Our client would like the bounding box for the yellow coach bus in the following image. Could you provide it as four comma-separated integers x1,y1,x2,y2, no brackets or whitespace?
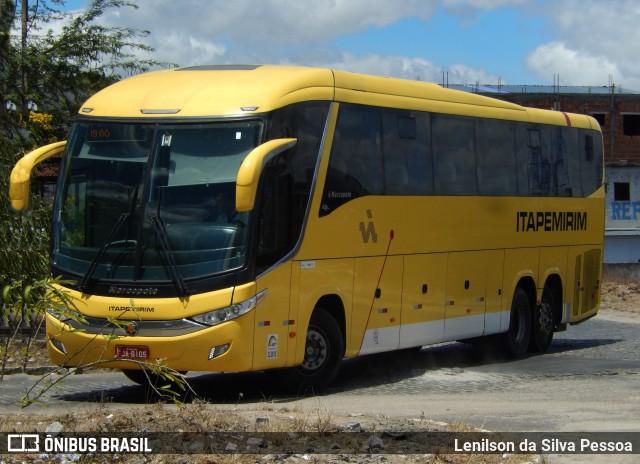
10,65,604,390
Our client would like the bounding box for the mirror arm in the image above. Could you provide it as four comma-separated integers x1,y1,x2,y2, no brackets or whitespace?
236,138,297,212
9,141,67,211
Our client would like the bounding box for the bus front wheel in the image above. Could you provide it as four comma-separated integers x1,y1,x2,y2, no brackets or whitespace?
279,308,344,393
123,368,155,386
504,287,532,357
122,368,187,393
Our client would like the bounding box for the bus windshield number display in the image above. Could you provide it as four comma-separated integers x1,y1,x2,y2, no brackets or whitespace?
88,128,112,139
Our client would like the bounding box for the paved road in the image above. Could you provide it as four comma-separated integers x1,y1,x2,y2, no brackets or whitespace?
1,311,639,437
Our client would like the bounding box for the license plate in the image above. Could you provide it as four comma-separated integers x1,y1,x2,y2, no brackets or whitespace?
115,345,149,359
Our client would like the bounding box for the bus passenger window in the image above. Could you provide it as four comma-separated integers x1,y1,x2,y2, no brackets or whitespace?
432,114,477,195
560,127,581,197
522,127,551,196
320,104,382,216
580,131,603,196
476,119,516,196
382,110,432,195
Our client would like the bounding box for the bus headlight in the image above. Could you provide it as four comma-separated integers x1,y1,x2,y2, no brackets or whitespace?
46,306,81,323
189,290,266,327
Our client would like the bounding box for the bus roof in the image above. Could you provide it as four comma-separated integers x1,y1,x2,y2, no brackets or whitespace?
79,65,598,129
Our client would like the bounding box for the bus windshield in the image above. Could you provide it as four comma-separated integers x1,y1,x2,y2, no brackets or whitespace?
52,120,262,290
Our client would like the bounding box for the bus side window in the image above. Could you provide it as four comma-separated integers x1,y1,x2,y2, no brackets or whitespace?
263,102,330,265
561,126,581,197
523,126,551,196
267,102,330,199
432,114,477,195
515,126,531,196
256,162,293,274
382,110,432,195
476,119,517,196
580,131,603,196
320,104,382,216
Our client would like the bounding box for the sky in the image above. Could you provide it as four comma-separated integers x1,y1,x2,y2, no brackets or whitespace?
60,0,640,91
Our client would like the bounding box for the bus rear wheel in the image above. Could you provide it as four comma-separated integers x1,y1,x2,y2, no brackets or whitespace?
279,308,344,393
529,286,555,353
503,287,532,357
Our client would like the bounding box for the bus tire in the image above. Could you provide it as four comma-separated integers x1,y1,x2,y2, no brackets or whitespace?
504,287,532,357
279,307,344,393
122,368,187,391
529,286,555,353
122,368,157,386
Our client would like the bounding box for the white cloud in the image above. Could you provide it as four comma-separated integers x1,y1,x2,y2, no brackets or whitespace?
323,52,439,79
444,0,525,8
100,0,507,83
148,33,227,67
311,52,500,84
44,0,640,88
526,42,620,87
95,0,640,88
106,0,436,47
526,0,640,89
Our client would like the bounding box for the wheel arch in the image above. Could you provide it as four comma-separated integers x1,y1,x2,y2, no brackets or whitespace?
542,273,563,326
516,275,537,311
313,294,346,356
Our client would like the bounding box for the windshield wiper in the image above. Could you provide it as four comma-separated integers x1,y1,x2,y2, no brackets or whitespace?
78,186,140,292
150,215,190,296
78,213,130,293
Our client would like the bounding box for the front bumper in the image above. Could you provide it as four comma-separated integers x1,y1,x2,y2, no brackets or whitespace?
45,311,256,373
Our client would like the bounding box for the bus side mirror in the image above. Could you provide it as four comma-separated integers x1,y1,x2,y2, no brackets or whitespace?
9,141,67,211
236,138,297,212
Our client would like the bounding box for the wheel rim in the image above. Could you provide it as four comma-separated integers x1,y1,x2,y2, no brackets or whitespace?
300,327,328,372
538,301,554,336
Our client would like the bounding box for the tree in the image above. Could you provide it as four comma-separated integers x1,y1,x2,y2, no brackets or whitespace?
1,0,164,144
0,1,167,379
0,0,166,297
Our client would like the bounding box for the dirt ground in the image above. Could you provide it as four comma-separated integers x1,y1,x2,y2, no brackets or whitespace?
599,281,640,315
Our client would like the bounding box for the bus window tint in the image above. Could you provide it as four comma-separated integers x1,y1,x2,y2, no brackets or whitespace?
432,114,477,195
320,104,603,212
382,110,432,195
581,131,604,196
267,101,330,230
519,126,556,196
562,127,582,197
476,119,517,195
515,126,533,196
321,105,382,215
259,102,330,271
552,127,573,196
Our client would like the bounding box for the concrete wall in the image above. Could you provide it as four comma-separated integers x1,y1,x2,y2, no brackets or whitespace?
603,263,640,282
604,166,640,263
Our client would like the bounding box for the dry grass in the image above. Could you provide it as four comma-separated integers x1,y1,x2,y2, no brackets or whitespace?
0,402,543,463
